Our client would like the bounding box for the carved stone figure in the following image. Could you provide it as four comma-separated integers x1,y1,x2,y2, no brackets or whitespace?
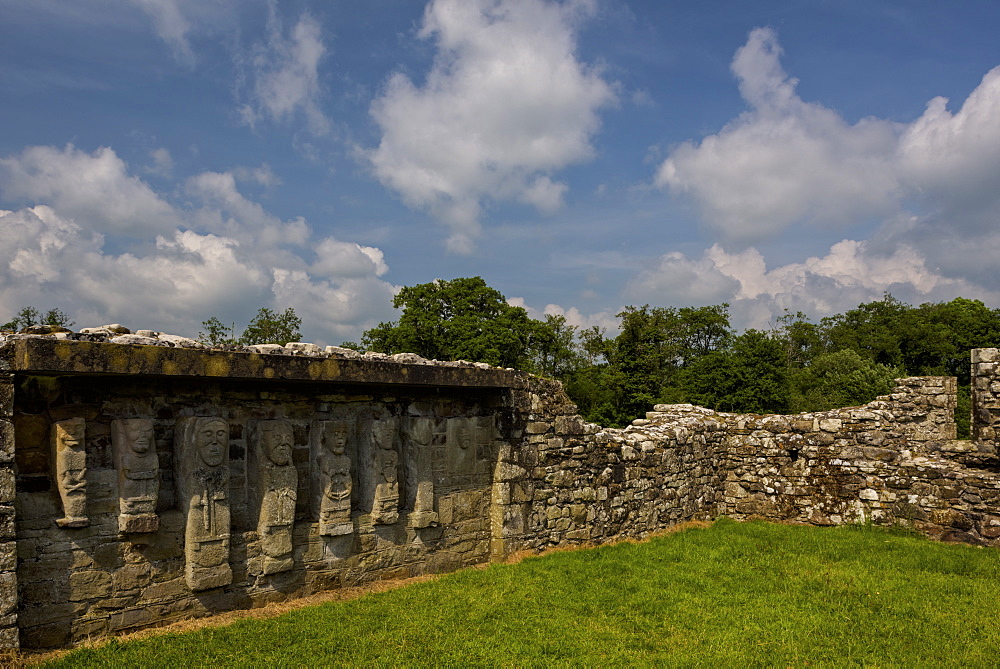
314,420,353,536
250,420,298,574
446,417,477,476
112,418,160,532
52,418,88,528
406,417,438,528
175,416,232,591
371,417,399,525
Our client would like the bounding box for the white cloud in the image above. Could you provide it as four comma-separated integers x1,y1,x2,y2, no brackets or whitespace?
239,7,329,135
898,65,1000,218
656,27,900,244
507,296,618,333
647,26,1000,329
128,0,195,63
0,146,397,344
368,0,615,252
147,148,174,177
626,241,995,331
0,145,180,236
126,0,236,64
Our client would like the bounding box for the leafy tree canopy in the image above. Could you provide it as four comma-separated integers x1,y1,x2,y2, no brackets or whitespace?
199,307,302,346
361,277,571,372
2,306,74,331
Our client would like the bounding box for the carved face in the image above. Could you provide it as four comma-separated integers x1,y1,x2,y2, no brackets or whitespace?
326,424,348,455
55,419,87,488
373,422,394,450
125,420,154,454
458,425,472,450
264,425,293,466
55,420,85,451
410,419,433,446
196,420,228,467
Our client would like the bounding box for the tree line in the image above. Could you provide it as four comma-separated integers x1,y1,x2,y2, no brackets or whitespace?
7,279,997,436
360,279,1000,437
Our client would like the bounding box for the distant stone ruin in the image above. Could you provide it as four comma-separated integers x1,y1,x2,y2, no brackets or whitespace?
1,330,998,649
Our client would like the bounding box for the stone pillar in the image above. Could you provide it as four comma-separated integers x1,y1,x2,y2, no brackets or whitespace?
0,373,18,648
175,416,232,591
248,420,297,575
111,418,160,533
370,417,399,525
972,349,1000,447
406,417,437,529
313,420,354,537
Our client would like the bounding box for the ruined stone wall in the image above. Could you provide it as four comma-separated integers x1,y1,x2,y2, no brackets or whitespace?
0,372,18,648
495,374,1000,556
8,335,1000,651
4,337,519,649
492,378,723,555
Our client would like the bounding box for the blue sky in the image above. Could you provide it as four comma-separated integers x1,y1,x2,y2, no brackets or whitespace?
2,0,1000,345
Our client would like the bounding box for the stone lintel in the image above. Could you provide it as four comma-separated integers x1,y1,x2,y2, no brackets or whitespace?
3,339,528,390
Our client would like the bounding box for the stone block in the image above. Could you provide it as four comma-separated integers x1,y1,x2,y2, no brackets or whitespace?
69,570,113,601
21,622,71,649
972,348,1000,364
554,415,587,435
494,461,527,482
0,470,12,505
525,422,550,435
0,422,12,464
0,380,10,417
0,572,14,616
113,563,153,593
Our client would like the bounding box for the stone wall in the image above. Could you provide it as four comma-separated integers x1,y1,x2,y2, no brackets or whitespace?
4,337,522,649
7,335,1000,651
493,374,999,556
0,371,18,648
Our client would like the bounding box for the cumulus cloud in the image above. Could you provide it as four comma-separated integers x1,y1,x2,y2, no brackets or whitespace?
656,28,900,244
0,145,180,236
239,7,329,135
645,27,1000,329
0,146,396,343
368,0,616,253
507,296,618,332
626,241,996,331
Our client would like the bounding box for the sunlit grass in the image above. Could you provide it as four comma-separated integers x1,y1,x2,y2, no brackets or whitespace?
46,519,1000,667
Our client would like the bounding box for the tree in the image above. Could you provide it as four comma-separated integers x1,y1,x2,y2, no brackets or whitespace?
198,307,302,347
361,277,548,370
681,330,789,414
2,306,74,331
239,307,302,346
530,314,581,378
789,349,902,412
198,317,238,346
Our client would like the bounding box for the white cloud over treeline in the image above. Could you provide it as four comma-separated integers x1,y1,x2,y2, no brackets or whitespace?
0,145,396,343
637,27,1000,327
368,0,616,253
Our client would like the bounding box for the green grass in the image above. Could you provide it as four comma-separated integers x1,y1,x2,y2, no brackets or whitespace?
46,519,1000,667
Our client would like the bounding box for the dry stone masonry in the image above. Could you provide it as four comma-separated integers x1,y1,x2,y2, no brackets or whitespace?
2,329,1000,650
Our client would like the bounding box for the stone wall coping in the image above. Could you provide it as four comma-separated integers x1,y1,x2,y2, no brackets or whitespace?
0,338,530,389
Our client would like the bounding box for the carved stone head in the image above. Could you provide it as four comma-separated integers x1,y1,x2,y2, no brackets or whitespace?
195,419,228,467
372,418,395,450
118,418,154,455
408,417,433,446
325,421,349,455
262,421,293,466
54,418,85,453
457,422,472,450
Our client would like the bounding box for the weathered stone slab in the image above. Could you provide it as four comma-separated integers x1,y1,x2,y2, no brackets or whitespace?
175,417,232,591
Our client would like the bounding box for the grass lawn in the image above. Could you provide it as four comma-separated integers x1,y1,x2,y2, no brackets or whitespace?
42,519,1000,667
